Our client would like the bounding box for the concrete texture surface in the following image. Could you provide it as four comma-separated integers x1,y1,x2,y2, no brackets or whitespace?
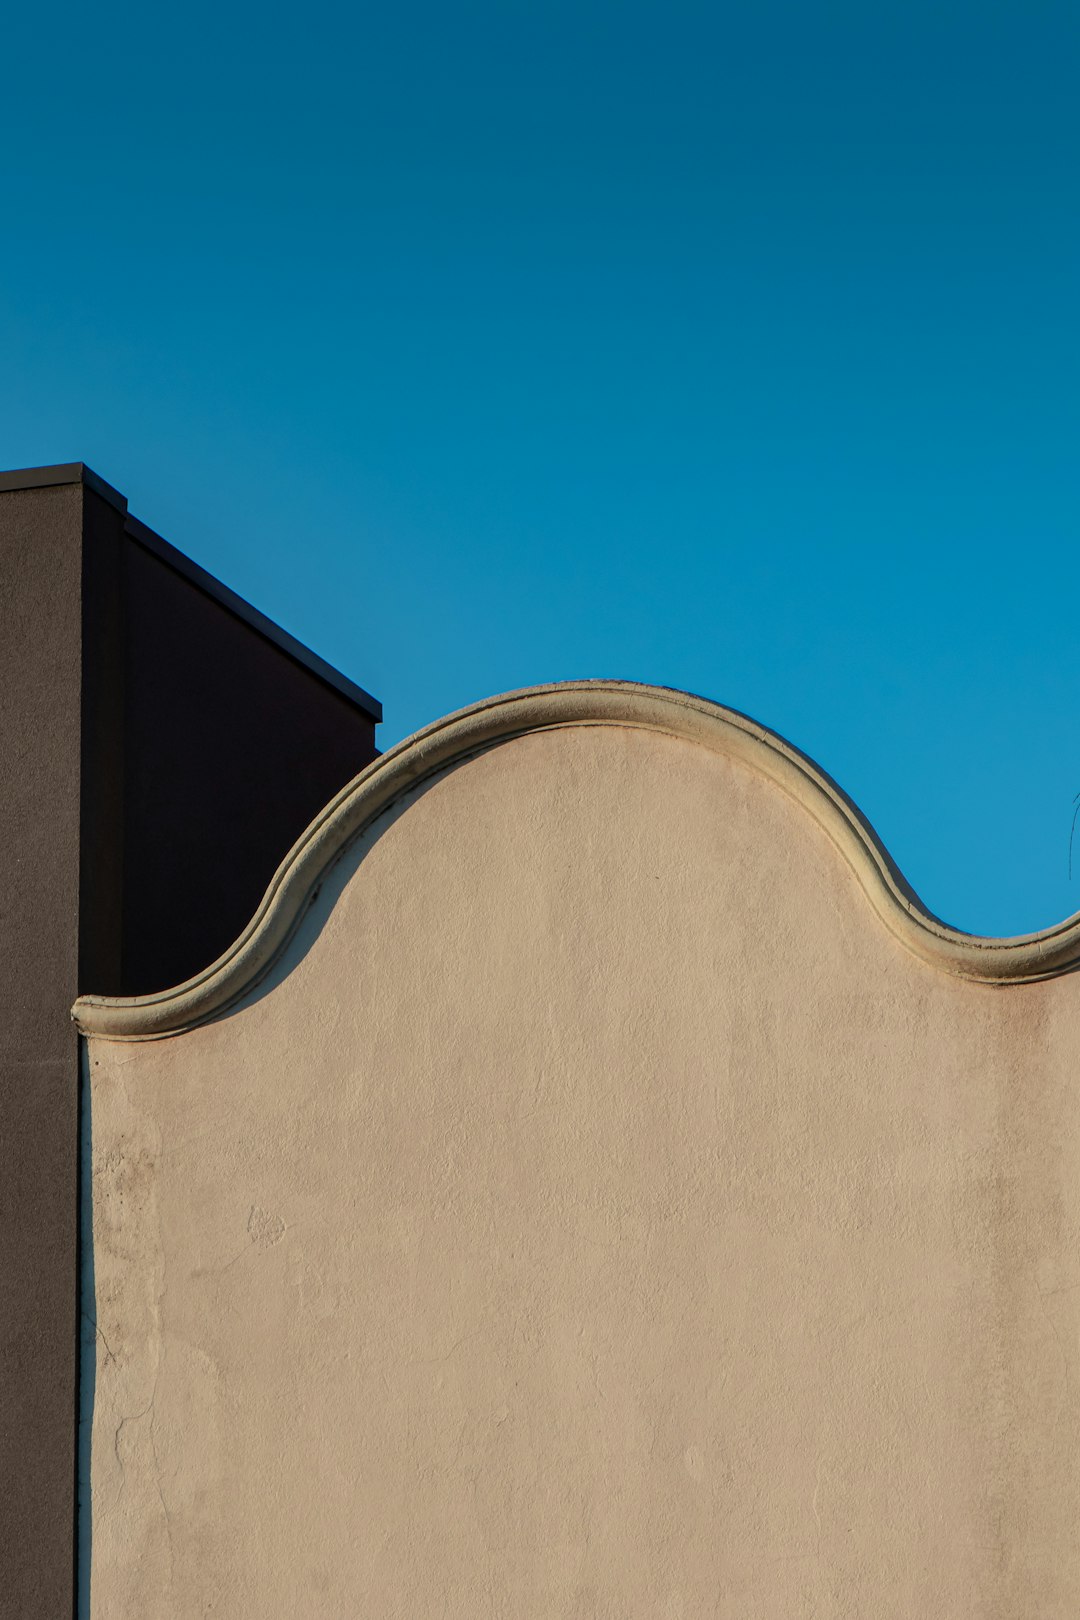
83,697,1080,1616
0,483,85,1620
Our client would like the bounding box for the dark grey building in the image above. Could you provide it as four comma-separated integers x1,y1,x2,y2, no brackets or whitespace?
0,463,381,1617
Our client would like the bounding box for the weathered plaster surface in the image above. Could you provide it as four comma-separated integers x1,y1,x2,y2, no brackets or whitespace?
84,705,1080,1615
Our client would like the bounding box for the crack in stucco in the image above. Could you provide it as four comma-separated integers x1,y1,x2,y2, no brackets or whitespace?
112,1401,153,1501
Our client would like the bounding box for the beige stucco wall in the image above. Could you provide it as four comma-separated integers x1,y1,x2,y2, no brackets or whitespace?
83,705,1080,1616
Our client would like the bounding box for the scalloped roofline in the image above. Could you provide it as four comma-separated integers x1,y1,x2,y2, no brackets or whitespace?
72,681,1080,1040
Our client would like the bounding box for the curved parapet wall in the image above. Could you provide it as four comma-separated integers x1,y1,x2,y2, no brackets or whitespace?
74,681,1080,1040
79,681,1080,1615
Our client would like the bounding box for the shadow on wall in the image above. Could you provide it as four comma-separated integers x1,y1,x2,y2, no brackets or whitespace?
77,1045,95,1617
224,761,472,1021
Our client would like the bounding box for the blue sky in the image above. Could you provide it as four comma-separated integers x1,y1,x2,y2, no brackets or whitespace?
2,2,1077,937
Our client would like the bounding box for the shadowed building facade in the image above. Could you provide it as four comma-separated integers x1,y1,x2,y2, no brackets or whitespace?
0,464,380,1618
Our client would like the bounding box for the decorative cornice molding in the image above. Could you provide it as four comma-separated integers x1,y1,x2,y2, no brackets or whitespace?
72,681,1080,1040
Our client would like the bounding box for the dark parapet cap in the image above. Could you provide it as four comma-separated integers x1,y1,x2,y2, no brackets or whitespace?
0,462,382,724
0,459,129,509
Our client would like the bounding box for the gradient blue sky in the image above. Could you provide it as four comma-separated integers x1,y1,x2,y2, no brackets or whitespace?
2,2,1077,936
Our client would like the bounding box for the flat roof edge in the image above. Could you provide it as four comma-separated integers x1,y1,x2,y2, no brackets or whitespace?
124,515,383,721
0,463,382,724
0,461,128,511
